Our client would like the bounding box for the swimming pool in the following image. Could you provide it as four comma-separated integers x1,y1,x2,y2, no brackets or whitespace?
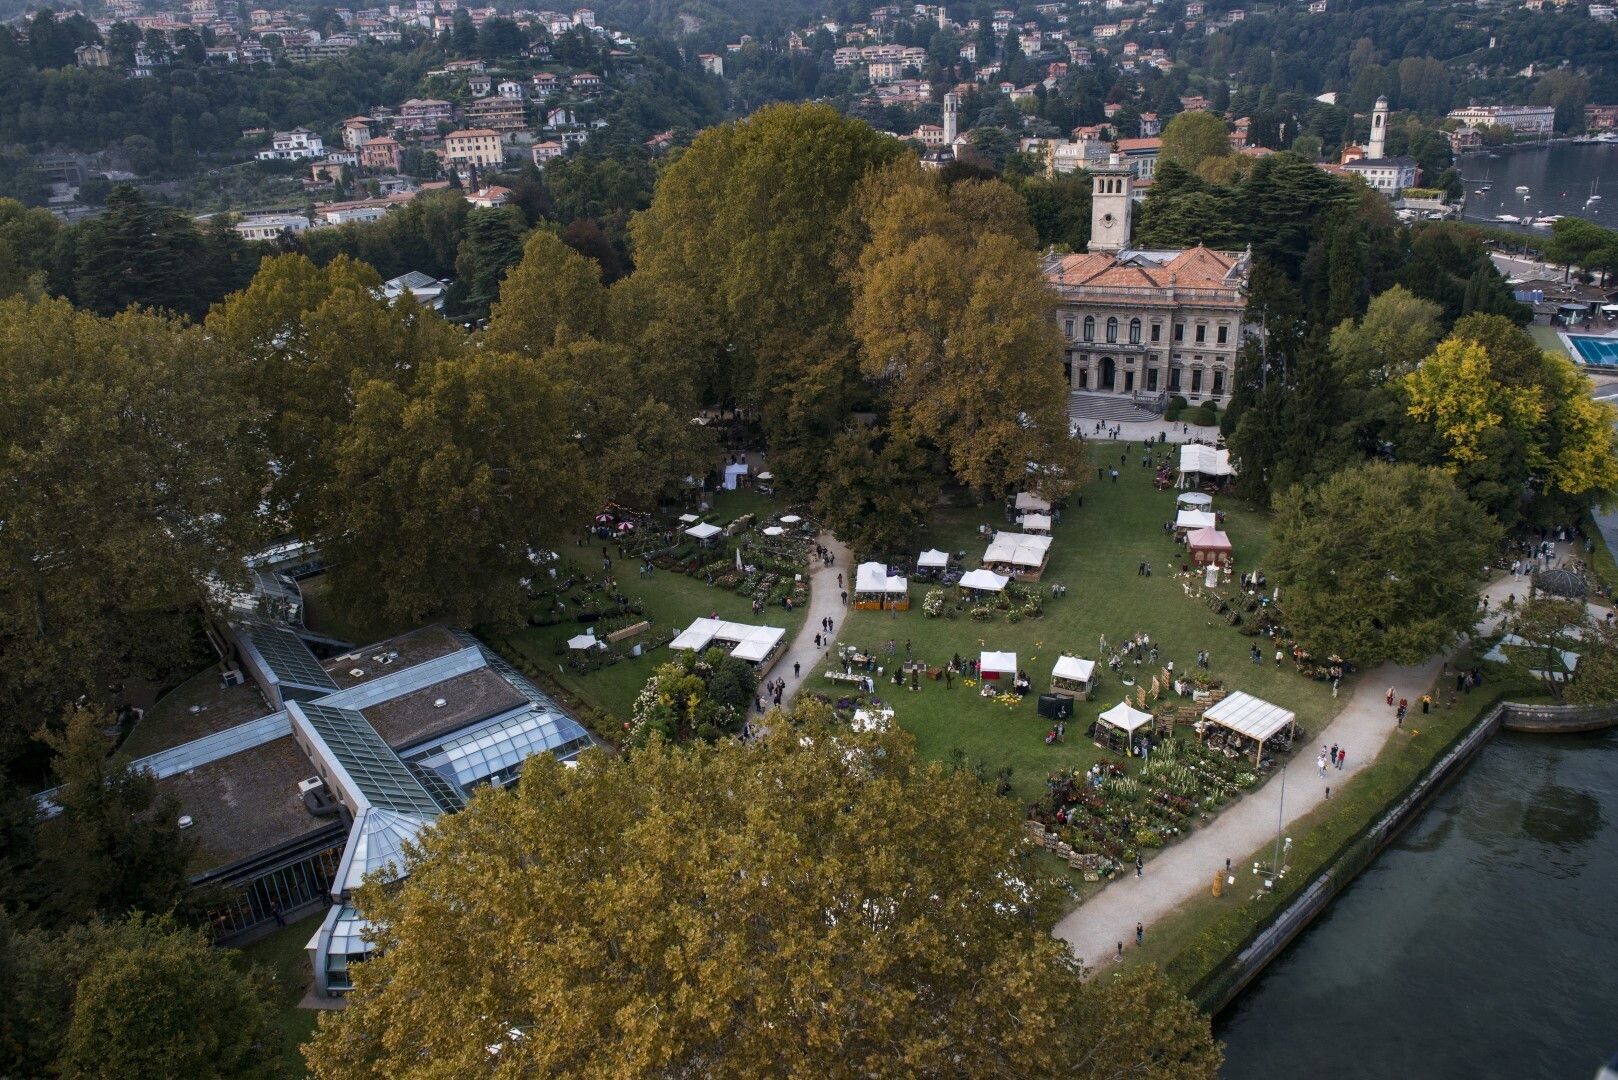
1567,334,1618,366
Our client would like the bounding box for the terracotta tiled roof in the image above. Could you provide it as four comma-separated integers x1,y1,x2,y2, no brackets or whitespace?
1044,245,1240,290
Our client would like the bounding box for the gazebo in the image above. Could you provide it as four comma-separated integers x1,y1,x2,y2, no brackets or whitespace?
1094,701,1153,755
980,651,1017,681
959,568,1009,593
1050,655,1096,700
1176,491,1213,510
854,561,910,611
917,549,950,577
1188,528,1233,568
1198,691,1296,765
684,521,722,545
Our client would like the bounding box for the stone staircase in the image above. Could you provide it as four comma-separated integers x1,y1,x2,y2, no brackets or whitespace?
1067,391,1162,425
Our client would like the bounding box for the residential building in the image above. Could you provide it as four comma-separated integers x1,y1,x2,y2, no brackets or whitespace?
530,139,565,166
359,135,401,171
462,96,527,131
442,128,505,169
570,71,603,91
257,127,326,161
1114,136,1162,180
1042,159,1250,404
341,116,374,151
396,98,457,132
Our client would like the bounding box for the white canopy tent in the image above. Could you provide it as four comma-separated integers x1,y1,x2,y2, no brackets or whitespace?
1019,512,1053,534
762,526,785,536
982,531,1054,579
723,462,749,490
780,514,802,525
1200,691,1296,764
855,562,909,595
959,568,1010,592
1051,655,1096,699
685,521,722,542
980,651,1017,680
1174,509,1218,533
1177,444,1234,488
670,617,787,668
566,633,602,651
851,706,894,732
678,513,700,524
1014,492,1051,513
917,548,950,571
1097,701,1153,735
1176,491,1213,509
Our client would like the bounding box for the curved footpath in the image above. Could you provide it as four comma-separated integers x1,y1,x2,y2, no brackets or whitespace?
1053,572,1534,970
778,533,853,706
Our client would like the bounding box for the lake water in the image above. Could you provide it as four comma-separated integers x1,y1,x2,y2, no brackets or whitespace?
1457,142,1617,229
1216,729,1618,1079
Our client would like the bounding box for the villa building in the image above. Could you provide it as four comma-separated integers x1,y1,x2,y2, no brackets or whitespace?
1042,156,1251,405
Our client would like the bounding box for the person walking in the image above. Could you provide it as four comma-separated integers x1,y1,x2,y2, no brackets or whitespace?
1136,922,1144,946
1330,743,1338,768
814,633,821,649
1386,687,1396,707
1135,854,1143,878
1332,677,1340,699
1337,748,1346,770
1396,704,1406,727
1317,752,1327,777
836,573,843,590
793,661,800,678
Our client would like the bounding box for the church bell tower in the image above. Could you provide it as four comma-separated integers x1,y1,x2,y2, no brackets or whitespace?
1087,154,1133,254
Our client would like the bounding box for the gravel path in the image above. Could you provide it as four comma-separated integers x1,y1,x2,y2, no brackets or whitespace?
773,532,853,708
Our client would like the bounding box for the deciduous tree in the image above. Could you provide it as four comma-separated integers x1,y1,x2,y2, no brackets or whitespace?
1271,461,1499,665
308,726,1219,1079
0,298,266,747
316,349,591,630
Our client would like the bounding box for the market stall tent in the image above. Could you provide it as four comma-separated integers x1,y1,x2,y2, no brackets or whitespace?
1095,701,1153,754
670,617,787,670
1188,527,1233,567
982,531,1054,580
854,561,910,611
723,462,749,490
1177,444,1234,488
1176,491,1213,510
917,549,949,571
1050,655,1096,699
1200,691,1296,764
684,521,722,543
1014,492,1051,513
762,526,785,536
1019,512,1053,535
979,651,1017,680
1174,508,1218,533
566,633,602,651
959,568,1009,593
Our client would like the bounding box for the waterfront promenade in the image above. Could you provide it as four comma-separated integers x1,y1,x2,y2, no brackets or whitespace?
1054,573,1531,970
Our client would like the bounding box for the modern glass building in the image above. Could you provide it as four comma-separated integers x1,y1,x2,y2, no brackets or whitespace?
121,616,592,996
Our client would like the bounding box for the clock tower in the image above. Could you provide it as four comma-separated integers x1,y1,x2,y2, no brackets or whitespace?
1087,154,1133,254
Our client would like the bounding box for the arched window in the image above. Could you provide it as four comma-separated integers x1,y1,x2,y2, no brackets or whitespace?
1106,316,1118,343
1082,316,1094,342
1128,318,1142,344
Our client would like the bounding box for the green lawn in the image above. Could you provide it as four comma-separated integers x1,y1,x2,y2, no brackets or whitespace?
235,913,325,1078
487,488,809,723
834,443,1340,805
